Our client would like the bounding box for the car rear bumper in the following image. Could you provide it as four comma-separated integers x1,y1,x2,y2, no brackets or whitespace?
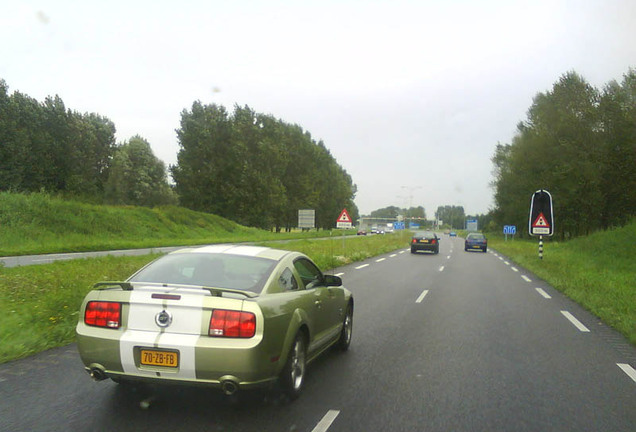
76,327,280,390
411,244,439,252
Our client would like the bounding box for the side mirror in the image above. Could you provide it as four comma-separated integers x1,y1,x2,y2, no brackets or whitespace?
324,275,343,287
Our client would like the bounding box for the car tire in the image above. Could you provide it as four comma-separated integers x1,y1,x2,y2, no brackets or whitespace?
483,247,487,253
410,248,416,254
336,304,353,351
280,332,307,400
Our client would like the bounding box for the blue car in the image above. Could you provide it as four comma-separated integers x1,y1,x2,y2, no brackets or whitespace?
464,233,487,252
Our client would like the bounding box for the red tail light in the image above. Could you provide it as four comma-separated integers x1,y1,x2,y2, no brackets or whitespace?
431,239,437,244
209,309,256,338
85,301,121,329
412,239,417,244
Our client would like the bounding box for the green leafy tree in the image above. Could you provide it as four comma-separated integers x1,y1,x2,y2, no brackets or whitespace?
105,136,177,206
171,102,358,230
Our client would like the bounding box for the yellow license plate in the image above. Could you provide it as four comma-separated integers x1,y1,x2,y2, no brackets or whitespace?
420,239,429,243
140,349,179,368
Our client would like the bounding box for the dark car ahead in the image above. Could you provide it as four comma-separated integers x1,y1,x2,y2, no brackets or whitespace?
465,232,487,252
410,231,440,254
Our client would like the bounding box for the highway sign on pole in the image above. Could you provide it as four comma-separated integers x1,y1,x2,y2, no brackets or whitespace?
298,209,315,229
503,225,516,235
529,190,554,237
336,208,352,229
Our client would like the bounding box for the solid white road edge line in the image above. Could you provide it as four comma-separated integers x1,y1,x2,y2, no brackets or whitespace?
617,363,636,383
355,264,369,270
535,288,552,299
521,275,532,282
311,410,340,432
416,290,429,303
561,311,590,332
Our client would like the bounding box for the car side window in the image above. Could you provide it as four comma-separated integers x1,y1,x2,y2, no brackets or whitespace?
293,258,323,289
279,267,298,291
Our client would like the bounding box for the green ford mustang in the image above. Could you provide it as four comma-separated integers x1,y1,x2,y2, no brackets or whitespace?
76,245,353,399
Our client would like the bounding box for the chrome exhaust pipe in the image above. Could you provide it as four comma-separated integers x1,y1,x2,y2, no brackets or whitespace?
221,380,238,396
88,367,107,381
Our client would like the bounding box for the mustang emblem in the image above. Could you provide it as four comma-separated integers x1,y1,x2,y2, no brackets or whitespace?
155,310,173,328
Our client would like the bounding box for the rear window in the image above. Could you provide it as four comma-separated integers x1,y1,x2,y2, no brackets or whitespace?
414,231,436,239
129,253,277,292
468,233,485,240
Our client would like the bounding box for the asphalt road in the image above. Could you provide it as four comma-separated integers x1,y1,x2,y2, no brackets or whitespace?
1,236,635,431
0,246,183,267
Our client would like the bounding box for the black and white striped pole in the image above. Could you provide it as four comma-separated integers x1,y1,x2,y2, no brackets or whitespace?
539,235,543,259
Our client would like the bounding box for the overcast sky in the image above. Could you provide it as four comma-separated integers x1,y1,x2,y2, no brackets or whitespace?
2,0,634,217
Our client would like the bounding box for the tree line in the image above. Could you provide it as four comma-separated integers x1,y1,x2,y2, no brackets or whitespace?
0,79,358,230
491,69,636,239
170,102,358,230
0,80,175,207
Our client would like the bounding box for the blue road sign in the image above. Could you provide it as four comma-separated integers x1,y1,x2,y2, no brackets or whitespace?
503,225,517,235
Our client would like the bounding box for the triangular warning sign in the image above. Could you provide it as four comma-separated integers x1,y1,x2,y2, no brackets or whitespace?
337,209,351,223
532,212,550,228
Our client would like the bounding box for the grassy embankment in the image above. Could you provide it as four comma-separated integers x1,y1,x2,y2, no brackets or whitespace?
0,192,348,256
488,221,635,346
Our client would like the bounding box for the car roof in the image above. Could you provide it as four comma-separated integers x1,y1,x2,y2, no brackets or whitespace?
169,244,292,261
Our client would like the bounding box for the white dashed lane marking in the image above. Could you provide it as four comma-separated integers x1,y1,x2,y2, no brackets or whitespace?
439,266,445,272
617,364,636,383
311,410,340,432
375,258,386,263
355,264,369,270
521,275,532,282
416,290,429,303
561,311,590,332
535,288,551,299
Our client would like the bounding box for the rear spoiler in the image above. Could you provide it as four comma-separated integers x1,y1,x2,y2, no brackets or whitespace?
203,286,258,298
92,281,257,298
94,281,133,290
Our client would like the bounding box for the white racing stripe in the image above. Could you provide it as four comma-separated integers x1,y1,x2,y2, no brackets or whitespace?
311,410,340,432
561,311,590,332
120,290,204,379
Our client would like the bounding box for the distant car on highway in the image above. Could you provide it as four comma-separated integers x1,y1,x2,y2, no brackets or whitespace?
449,231,457,237
76,245,353,399
410,231,440,254
465,232,488,252
357,229,367,235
